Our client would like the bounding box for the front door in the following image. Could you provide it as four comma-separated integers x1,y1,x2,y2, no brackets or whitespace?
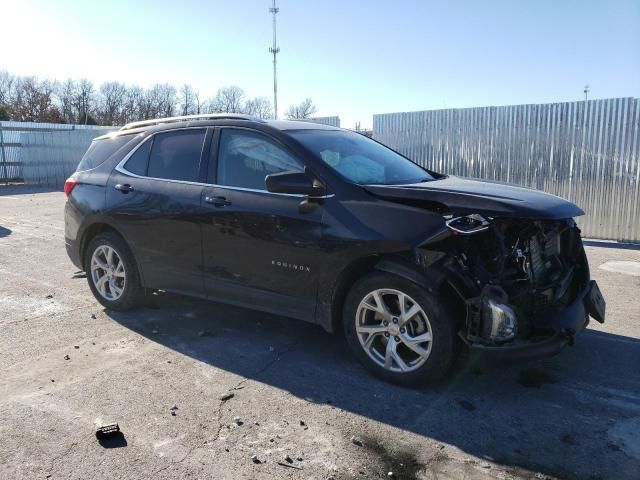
201,128,325,321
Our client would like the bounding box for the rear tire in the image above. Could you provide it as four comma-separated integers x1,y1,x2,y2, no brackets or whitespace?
343,271,459,386
85,231,143,311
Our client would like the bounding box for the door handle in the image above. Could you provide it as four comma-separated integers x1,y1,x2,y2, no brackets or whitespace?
204,195,231,207
114,183,134,193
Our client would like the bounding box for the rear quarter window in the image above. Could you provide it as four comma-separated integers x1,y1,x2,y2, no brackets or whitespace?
76,134,133,172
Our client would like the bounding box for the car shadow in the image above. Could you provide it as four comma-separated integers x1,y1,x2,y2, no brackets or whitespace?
106,292,640,480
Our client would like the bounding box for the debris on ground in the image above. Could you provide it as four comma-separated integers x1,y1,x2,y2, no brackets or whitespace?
95,423,127,448
151,330,159,334
251,454,261,464
64,355,70,360
351,436,364,447
285,455,293,463
45,294,53,299
95,423,120,440
233,416,244,426
220,392,234,401
277,461,303,470
91,314,96,319
388,472,396,478
74,345,79,349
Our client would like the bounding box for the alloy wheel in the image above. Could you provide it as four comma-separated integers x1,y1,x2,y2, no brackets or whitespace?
355,288,433,372
90,245,126,301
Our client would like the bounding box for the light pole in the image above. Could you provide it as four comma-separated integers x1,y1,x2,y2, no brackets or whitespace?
584,84,590,102
269,0,280,119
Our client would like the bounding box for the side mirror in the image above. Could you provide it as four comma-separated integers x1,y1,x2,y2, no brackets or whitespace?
265,171,325,197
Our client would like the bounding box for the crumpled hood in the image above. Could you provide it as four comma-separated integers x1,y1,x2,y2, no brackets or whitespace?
363,176,584,220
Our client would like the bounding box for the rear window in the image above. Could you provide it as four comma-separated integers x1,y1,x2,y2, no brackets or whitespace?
147,129,206,182
76,134,132,172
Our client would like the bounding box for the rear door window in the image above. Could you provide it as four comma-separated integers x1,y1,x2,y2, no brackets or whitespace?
147,129,206,182
76,134,133,171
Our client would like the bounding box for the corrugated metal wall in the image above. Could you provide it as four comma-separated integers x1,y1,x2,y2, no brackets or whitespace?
0,121,113,183
21,130,114,189
308,116,341,127
373,98,640,243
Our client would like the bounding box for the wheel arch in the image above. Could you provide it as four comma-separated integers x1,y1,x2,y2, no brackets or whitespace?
80,223,145,286
320,252,466,332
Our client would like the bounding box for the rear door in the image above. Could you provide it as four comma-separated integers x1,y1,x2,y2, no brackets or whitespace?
200,127,325,321
105,128,212,294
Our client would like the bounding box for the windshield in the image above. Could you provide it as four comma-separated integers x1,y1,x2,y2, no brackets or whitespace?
289,129,434,185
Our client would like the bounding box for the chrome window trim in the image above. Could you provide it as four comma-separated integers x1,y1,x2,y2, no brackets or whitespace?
115,128,334,199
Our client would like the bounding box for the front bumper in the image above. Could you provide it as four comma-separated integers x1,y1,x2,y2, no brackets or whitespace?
469,280,605,362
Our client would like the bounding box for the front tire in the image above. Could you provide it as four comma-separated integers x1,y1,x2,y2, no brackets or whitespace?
343,272,459,386
85,231,142,311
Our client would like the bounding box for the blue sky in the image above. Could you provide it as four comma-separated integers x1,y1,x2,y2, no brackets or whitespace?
2,0,639,128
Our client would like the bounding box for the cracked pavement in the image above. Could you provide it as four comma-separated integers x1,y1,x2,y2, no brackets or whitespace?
1,187,639,479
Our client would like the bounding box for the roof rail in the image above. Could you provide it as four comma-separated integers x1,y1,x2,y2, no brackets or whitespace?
119,113,262,131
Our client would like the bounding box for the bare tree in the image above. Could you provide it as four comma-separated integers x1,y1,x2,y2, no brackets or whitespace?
285,98,317,119
144,83,177,119
122,85,144,123
73,79,96,124
157,83,177,118
193,90,203,114
55,79,77,123
0,69,286,125
210,86,245,113
243,96,274,119
178,84,197,116
11,77,61,122
99,81,127,125
0,70,15,106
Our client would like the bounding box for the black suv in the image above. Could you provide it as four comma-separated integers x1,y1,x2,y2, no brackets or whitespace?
64,114,605,386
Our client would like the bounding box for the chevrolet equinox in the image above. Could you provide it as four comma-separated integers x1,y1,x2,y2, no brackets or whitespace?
64,114,606,386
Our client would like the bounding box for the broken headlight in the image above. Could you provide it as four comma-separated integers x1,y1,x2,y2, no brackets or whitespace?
482,299,518,342
445,214,490,234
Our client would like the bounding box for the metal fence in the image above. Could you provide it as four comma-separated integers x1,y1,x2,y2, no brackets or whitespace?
20,129,114,189
308,116,340,127
373,98,640,243
0,121,113,184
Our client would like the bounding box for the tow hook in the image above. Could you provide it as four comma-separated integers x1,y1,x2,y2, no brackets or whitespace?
561,328,576,346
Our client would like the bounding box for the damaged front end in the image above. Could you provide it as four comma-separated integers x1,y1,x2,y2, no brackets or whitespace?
423,215,606,360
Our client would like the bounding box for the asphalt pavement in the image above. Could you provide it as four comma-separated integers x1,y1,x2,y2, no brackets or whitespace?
1,186,639,480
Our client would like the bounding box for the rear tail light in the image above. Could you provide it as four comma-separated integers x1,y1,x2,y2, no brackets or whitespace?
64,176,78,197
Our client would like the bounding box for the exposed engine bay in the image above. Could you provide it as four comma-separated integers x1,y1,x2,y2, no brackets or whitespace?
428,216,594,347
